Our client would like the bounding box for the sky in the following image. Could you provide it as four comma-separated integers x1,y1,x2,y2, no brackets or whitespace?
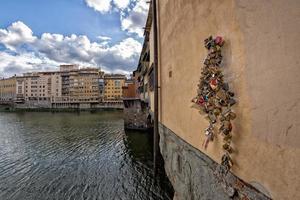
0,0,149,77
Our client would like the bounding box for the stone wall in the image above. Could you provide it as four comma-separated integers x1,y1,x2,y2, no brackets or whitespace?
123,99,151,130
159,123,271,200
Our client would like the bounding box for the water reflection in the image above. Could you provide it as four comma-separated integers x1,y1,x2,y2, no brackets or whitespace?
0,111,173,200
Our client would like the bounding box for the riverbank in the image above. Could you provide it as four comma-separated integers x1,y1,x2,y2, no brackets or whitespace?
0,105,123,113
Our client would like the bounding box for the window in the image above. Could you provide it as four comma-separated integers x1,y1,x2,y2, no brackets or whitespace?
148,66,154,91
115,80,121,87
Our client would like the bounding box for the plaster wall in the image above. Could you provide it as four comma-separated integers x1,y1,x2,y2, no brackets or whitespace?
157,0,300,199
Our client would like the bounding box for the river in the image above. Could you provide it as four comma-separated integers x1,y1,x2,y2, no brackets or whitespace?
0,111,173,200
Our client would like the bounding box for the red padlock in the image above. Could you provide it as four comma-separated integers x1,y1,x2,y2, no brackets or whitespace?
215,36,224,46
197,96,205,106
209,79,218,90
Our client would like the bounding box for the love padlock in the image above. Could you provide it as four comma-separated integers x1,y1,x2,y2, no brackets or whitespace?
209,78,218,90
215,36,225,46
193,36,236,172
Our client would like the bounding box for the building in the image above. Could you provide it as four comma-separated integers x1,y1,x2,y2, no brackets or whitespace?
135,1,300,200
59,64,79,72
48,72,62,102
52,66,103,108
98,71,105,102
135,3,154,111
0,65,107,109
15,76,25,103
104,74,126,102
68,68,100,103
0,77,17,102
122,79,137,99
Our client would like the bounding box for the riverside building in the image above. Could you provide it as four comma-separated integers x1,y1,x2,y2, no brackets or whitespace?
104,74,126,103
0,65,121,109
0,76,17,102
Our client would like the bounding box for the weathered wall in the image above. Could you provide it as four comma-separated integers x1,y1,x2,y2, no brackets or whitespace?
157,0,300,199
122,83,137,98
123,100,149,130
159,123,271,200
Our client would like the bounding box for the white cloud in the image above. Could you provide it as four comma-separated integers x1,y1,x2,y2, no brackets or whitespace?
110,37,141,59
97,35,112,41
0,21,142,78
0,21,36,51
85,0,112,13
85,0,131,13
0,51,60,78
83,0,149,37
121,0,149,37
113,0,130,10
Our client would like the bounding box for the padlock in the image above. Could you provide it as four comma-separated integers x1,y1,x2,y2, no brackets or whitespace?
222,83,229,91
223,134,232,142
210,46,217,53
197,96,205,106
209,78,218,90
222,143,233,153
229,112,236,120
210,58,216,65
219,114,226,122
220,127,230,135
207,104,215,112
223,120,232,131
221,153,233,172
213,107,221,116
227,91,235,97
219,99,227,106
222,107,231,116
204,95,209,102
204,59,210,65
204,36,213,49
208,112,217,123
213,98,222,108
215,36,225,46
210,52,216,58
216,89,227,101
216,59,222,66
203,131,214,150
220,121,232,135
228,98,236,106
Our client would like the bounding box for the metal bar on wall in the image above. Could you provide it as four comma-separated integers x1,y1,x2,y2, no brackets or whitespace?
152,0,159,176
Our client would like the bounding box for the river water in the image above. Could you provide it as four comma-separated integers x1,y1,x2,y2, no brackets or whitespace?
0,111,173,200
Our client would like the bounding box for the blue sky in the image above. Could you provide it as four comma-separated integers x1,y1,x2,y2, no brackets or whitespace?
0,0,148,77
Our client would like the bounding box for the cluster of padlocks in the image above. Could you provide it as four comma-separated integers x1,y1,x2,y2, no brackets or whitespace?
192,36,236,172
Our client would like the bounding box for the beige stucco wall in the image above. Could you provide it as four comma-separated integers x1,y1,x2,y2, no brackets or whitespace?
157,0,300,199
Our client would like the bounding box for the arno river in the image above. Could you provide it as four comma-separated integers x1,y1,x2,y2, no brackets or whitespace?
0,111,173,200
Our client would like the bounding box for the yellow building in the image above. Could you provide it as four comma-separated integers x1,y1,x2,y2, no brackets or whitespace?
52,66,103,105
135,1,300,200
0,77,17,102
68,68,100,103
104,74,126,102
